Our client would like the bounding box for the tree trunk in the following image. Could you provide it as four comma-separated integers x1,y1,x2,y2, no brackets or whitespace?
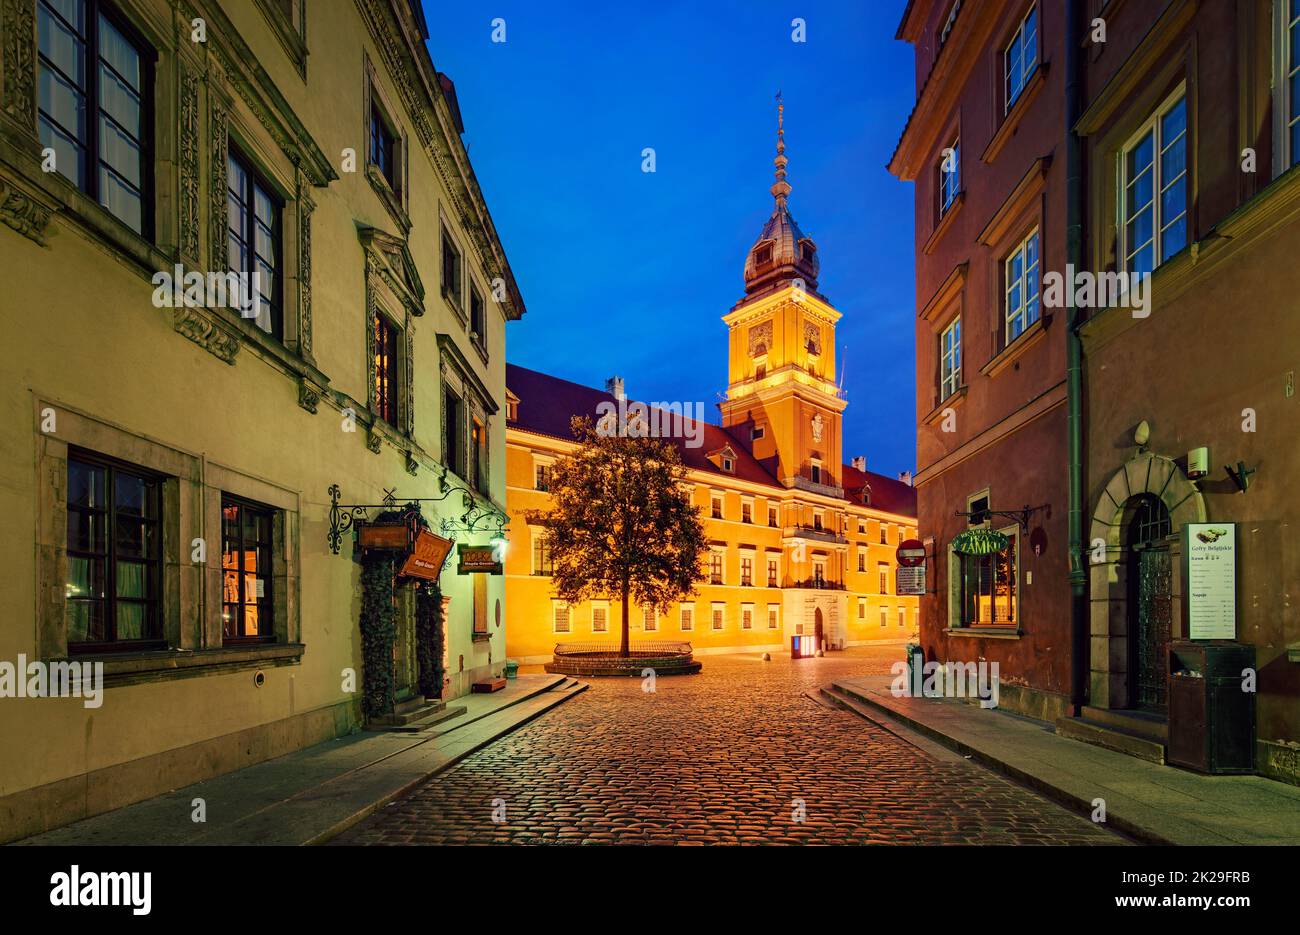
620,576,630,658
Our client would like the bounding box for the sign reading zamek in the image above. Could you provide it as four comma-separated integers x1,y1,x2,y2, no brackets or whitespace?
1185,522,1236,640
457,543,503,575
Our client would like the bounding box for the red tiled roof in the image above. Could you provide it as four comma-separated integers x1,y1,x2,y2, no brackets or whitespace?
506,363,916,519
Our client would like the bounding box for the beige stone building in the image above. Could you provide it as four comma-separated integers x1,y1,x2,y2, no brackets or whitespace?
0,0,523,840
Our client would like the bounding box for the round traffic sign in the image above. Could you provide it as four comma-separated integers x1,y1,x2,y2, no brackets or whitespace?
896,538,926,568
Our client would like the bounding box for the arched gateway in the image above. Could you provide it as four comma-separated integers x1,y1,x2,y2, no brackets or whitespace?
1087,453,1205,712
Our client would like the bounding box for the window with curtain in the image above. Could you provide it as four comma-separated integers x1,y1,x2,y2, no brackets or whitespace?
1004,229,1040,342
372,310,399,425
38,0,152,234
1122,92,1188,274
938,137,960,216
221,496,275,642
65,452,162,648
228,147,281,337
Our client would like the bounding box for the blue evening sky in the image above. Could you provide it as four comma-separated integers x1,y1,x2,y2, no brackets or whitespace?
421,1,917,477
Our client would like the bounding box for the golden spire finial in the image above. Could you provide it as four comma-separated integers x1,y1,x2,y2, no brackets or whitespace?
772,91,791,208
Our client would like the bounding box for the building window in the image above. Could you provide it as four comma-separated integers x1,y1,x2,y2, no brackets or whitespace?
810,462,822,485
711,494,723,519
1004,229,1040,343
938,137,960,217
858,519,866,534
740,556,753,586
227,148,282,338
880,607,888,628
65,452,162,649
741,500,753,524
372,311,399,426
755,243,773,265
591,603,608,633
470,417,487,493
469,284,486,350
1121,91,1188,274
880,524,889,545
222,496,275,642
741,604,754,630
680,604,694,631
534,462,551,491
858,597,866,619
38,0,153,235
369,102,399,194
1004,5,1038,112
711,604,725,630
722,457,734,472
768,505,778,527
878,563,889,594
767,605,779,629
899,607,907,628
940,315,961,400
532,531,553,576
813,558,826,587
552,602,570,634
957,533,1018,627
767,558,778,587
443,387,463,476
643,607,657,632
441,226,462,307
1280,1,1300,169
813,510,824,531
939,0,961,46
857,548,866,572
752,425,765,440
709,550,724,585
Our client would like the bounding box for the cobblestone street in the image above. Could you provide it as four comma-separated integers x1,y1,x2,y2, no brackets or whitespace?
333,645,1126,845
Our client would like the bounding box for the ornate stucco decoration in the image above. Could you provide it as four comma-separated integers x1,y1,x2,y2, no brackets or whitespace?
803,321,822,356
178,66,201,264
0,171,54,244
748,320,773,357
1,0,37,132
173,307,239,364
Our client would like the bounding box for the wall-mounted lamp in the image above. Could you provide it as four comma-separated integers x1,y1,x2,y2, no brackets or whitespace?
1187,447,1209,480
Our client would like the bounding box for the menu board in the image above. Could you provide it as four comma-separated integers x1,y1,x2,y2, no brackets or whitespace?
1185,523,1236,640
896,564,926,596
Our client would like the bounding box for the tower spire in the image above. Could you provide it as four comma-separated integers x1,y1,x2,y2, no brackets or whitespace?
771,91,791,208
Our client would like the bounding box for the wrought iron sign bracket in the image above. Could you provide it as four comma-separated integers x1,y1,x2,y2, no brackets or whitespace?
328,484,508,555
953,503,1051,530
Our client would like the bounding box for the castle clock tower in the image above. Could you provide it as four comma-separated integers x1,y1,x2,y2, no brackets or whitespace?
720,98,847,497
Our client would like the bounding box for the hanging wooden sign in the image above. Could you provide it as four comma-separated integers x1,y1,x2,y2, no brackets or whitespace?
457,543,502,575
400,530,454,581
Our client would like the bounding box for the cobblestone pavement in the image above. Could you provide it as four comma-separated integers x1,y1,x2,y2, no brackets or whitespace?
333,645,1126,845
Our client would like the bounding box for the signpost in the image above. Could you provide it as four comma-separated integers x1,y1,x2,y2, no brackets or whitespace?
896,538,927,596
1184,523,1236,640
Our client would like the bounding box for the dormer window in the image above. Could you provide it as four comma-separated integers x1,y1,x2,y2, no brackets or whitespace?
722,457,734,472
801,242,815,261
755,243,773,266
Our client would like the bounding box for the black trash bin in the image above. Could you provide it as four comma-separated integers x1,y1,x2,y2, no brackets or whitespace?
1167,641,1255,774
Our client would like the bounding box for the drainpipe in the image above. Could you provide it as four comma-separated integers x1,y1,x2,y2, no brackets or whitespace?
1065,0,1088,716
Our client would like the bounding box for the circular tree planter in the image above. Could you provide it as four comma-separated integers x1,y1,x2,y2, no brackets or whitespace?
546,641,702,677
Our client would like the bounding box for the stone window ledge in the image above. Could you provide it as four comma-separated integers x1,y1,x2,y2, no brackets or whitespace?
64,643,305,688
945,627,1022,640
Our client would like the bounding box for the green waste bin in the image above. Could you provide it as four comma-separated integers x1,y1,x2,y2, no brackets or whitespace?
905,643,923,694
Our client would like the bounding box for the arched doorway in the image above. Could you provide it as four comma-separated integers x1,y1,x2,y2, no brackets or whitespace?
814,607,824,652
1123,495,1172,711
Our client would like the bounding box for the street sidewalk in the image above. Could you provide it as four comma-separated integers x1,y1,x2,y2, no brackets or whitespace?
16,674,585,846
825,676,1300,846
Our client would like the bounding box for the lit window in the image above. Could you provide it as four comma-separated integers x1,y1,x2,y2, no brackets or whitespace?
879,563,889,594
680,604,694,631
741,604,753,630
221,496,275,643
532,531,553,576
372,311,399,426
591,603,608,633
38,0,152,234
740,556,753,586
940,316,962,399
767,559,778,587
643,607,657,632
1122,92,1188,274
552,602,570,633
709,550,724,585
958,534,1018,627
1004,229,1040,343
711,604,725,630
1004,6,1038,112
534,463,551,491
857,548,866,572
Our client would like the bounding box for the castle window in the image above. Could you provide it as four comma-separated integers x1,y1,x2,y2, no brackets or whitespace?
755,243,773,265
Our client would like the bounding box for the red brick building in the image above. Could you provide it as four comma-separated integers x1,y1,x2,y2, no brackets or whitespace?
889,0,1074,719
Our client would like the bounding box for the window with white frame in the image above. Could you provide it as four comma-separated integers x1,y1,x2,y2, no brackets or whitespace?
552,601,570,634
531,529,553,576
643,607,657,632
711,603,725,630
1279,0,1300,170
767,604,779,629
1121,89,1188,274
711,492,723,519
591,602,608,633
534,461,551,491
939,137,960,216
766,557,778,587
1004,228,1040,342
680,603,694,631
741,498,753,524
812,557,826,586
880,607,888,628
740,554,753,586
878,562,889,594
1004,5,1038,112
940,315,962,399
709,548,725,585
741,603,754,630
857,546,866,572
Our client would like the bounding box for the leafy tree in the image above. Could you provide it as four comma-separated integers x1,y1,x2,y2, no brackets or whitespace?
526,416,707,656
